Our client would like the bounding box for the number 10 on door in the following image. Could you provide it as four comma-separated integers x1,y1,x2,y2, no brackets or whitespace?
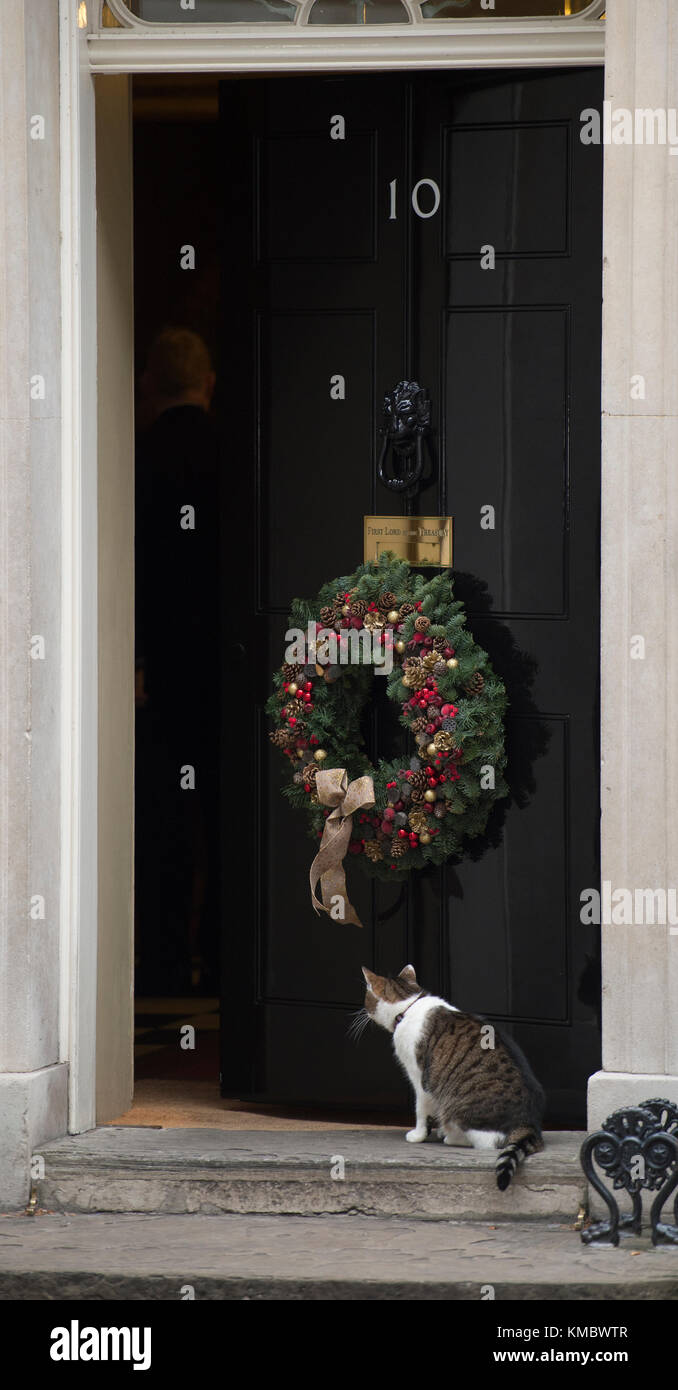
389,178,441,221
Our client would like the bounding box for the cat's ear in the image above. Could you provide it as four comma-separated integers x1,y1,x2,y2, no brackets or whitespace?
399,964,418,983
362,966,380,992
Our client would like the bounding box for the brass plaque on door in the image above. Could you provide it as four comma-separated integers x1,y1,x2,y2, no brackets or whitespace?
363,516,453,568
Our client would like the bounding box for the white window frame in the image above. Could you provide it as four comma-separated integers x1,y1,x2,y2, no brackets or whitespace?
92,0,605,72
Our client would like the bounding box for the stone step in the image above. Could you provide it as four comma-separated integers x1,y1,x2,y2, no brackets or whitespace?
1,1210,676,1301
35,1127,586,1222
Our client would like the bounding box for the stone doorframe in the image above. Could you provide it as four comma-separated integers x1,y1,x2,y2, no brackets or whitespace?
5,0,678,1208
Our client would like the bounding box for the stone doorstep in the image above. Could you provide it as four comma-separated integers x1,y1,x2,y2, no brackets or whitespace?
35,1127,586,1221
0,1212,677,1302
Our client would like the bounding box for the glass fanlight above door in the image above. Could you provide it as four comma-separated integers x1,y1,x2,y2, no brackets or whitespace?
307,1,410,20
421,1,595,15
116,0,604,21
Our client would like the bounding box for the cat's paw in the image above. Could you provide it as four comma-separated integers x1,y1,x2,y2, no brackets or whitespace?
406,1127,428,1143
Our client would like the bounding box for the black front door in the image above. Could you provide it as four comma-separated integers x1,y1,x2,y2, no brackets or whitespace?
221,68,603,1126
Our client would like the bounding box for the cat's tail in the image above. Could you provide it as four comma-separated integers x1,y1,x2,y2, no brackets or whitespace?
496,1126,543,1191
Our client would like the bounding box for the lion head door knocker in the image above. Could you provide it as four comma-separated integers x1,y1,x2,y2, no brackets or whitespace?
377,380,432,499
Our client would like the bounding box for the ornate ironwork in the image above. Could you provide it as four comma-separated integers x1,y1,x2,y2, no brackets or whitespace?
377,380,432,499
580,1097,678,1247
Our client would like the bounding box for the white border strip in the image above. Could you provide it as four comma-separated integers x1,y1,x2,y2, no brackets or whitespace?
88,20,605,72
59,0,98,1134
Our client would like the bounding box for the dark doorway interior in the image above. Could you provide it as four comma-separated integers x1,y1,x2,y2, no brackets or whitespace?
132,78,223,1088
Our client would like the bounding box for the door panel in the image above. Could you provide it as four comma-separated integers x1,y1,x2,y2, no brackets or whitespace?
443,124,570,257
260,310,376,607
444,305,569,614
221,69,602,1125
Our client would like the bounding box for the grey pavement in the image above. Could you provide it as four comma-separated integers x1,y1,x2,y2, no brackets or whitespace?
0,1210,676,1301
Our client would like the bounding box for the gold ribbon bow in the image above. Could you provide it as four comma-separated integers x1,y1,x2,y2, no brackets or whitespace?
309,768,375,928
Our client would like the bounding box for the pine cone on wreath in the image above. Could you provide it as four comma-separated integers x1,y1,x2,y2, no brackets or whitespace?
378,590,398,611
409,770,427,790
351,598,368,619
410,716,429,733
301,763,319,784
464,671,485,696
398,602,415,618
364,840,383,863
414,615,431,634
431,637,447,652
285,698,306,720
433,661,447,677
408,808,429,834
319,605,337,626
390,837,408,859
410,788,426,805
282,663,303,682
403,663,426,690
364,610,385,630
434,731,454,752
270,728,293,748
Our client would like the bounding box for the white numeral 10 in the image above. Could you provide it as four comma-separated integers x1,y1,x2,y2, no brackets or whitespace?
388,177,441,221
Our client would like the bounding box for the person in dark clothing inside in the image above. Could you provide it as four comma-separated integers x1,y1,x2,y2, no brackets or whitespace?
135,328,221,996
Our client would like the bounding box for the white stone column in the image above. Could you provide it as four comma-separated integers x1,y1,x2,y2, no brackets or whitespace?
0,0,68,1207
589,0,678,1127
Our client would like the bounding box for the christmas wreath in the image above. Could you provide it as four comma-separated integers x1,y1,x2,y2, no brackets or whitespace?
268,556,508,916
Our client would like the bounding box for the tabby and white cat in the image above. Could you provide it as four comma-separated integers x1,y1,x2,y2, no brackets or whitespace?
361,964,545,1190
